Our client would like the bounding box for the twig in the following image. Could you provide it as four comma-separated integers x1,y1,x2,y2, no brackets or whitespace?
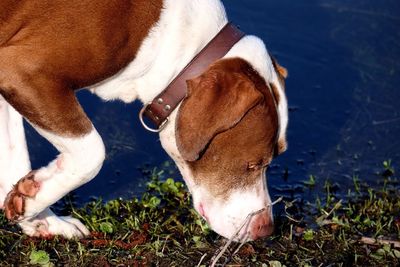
196,253,207,267
0,229,22,236
218,233,251,267
210,215,252,267
284,199,302,223
284,213,302,223
210,197,283,267
360,236,400,248
232,233,250,256
316,200,342,225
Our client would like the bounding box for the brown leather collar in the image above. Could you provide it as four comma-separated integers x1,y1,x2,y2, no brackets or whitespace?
139,23,245,132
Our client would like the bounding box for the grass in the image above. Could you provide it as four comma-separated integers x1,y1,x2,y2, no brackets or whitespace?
0,162,399,266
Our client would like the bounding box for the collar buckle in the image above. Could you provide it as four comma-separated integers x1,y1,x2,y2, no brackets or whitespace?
139,103,169,132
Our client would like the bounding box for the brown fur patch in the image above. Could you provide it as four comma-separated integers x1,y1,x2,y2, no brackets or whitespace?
4,170,39,221
176,58,279,197
176,60,264,162
0,0,163,136
275,138,287,156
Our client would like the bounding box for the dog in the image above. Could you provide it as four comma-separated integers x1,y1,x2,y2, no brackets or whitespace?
0,0,288,241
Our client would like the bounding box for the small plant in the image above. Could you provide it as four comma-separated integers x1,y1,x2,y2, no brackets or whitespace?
383,160,395,177
303,175,316,187
303,229,314,241
99,222,114,234
370,244,400,260
29,250,53,267
353,175,361,194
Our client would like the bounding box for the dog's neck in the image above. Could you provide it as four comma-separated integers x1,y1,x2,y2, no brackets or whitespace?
134,0,228,103
91,0,228,103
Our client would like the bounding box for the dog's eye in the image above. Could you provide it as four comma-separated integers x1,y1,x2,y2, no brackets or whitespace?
247,161,261,171
246,159,270,171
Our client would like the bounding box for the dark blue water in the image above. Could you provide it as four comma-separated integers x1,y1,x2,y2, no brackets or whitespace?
26,0,400,203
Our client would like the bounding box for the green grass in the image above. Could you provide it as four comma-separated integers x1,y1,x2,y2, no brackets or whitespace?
0,163,399,266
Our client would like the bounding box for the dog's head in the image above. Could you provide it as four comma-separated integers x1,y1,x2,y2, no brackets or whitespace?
161,55,288,241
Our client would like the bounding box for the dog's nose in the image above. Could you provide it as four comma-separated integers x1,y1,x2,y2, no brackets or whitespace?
249,210,274,240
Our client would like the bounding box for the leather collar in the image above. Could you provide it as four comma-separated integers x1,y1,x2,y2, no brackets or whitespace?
139,23,245,132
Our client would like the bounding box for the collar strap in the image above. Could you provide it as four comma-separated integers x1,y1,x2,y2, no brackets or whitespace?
139,23,245,132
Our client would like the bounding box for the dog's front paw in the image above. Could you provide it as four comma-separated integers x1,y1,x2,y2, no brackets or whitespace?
19,208,90,239
4,171,40,221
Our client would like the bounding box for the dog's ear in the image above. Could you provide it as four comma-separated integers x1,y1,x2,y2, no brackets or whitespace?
176,58,263,162
270,56,288,81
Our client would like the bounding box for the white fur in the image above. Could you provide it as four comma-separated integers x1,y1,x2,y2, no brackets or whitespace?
19,208,90,238
18,127,104,238
0,96,93,237
22,126,105,219
225,36,289,146
90,0,227,103
159,108,197,191
196,174,272,240
0,95,31,208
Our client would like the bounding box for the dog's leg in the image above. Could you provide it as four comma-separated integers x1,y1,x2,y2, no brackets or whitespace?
5,125,106,221
0,65,105,237
0,95,95,238
0,95,31,208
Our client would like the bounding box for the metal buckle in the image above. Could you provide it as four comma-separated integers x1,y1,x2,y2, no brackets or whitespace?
139,103,169,133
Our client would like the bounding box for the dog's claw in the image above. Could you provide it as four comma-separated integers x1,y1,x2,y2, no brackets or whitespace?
4,171,40,221
13,194,24,214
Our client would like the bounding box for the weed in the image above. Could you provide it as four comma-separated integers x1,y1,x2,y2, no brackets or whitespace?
303,175,316,187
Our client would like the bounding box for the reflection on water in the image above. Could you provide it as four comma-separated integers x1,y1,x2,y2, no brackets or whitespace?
26,0,400,203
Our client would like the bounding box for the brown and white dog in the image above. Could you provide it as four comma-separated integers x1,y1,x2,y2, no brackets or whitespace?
0,0,288,241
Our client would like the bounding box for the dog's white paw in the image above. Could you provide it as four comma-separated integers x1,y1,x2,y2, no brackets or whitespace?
18,208,90,239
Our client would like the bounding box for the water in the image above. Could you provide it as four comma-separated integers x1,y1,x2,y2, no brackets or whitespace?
26,0,400,203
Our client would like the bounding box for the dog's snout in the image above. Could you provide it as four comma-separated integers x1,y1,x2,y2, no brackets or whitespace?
249,210,274,240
